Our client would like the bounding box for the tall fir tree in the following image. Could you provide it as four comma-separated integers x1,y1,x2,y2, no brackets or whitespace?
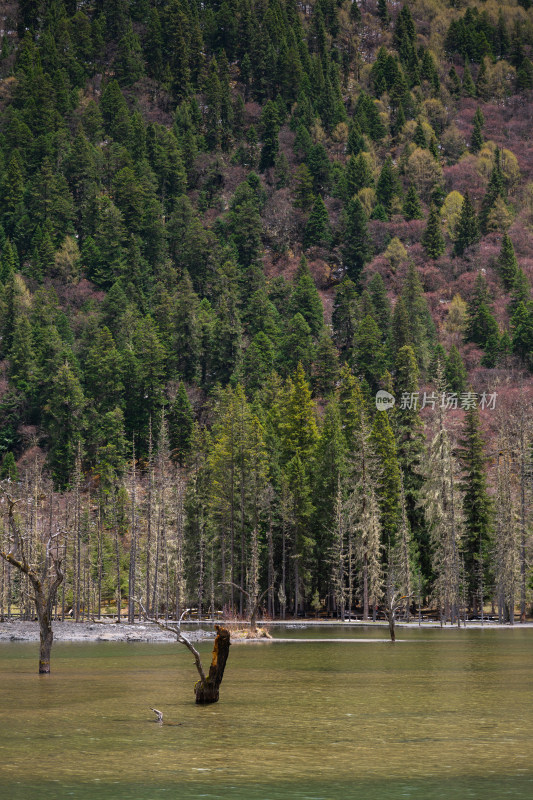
470,107,484,153
341,197,372,284
422,204,446,259
497,234,519,291
289,256,324,337
168,382,194,466
403,184,423,220
304,195,331,248
259,100,280,171
454,192,479,256
458,403,493,611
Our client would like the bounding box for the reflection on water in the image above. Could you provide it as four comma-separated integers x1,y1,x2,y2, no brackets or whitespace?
1,627,532,799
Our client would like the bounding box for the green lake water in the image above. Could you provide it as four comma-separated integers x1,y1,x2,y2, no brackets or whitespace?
0,626,532,800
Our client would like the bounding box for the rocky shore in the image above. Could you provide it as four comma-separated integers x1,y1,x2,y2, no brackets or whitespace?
0,620,216,643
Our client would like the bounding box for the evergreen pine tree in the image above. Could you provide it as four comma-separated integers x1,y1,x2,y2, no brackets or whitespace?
84,326,123,413
458,403,493,611
445,345,468,393
210,262,243,385
466,274,499,351
0,451,18,481
509,269,531,314
479,151,506,234
347,121,365,156
368,272,392,335
497,234,519,291
0,240,17,284
402,184,423,220
289,256,324,337
168,382,194,466
332,278,358,354
280,362,319,462
345,153,374,199
448,66,461,98
422,204,446,259
341,197,372,284
313,328,340,396
376,156,398,217
462,59,476,97
377,0,390,26
259,100,280,171
476,57,490,100
45,362,85,488
391,295,411,357
94,407,128,484
391,103,406,138
355,315,387,390
115,21,144,86
293,164,315,211
280,314,315,374
470,107,484,153
304,196,332,248
511,301,533,369
413,118,427,149
9,314,36,396
454,192,479,256
3,150,25,219
399,262,436,369
241,332,275,393
370,203,389,221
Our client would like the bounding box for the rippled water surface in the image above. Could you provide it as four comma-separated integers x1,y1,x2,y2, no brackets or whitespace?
1,626,532,799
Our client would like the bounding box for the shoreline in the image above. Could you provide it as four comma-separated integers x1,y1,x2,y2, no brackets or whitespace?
0,621,216,644
1,618,532,643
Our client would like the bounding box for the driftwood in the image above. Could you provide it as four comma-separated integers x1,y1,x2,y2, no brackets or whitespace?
134,599,231,704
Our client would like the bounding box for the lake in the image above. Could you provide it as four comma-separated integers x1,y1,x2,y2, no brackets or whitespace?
0,626,532,799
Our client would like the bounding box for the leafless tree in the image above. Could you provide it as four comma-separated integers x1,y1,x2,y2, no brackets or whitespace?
0,484,64,673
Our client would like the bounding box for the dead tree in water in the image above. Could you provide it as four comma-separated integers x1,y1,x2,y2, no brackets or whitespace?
384,564,410,644
0,489,64,673
384,587,401,643
135,599,231,704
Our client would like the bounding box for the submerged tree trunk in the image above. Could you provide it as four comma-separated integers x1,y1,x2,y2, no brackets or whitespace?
135,600,231,705
194,626,231,704
386,609,396,643
38,611,54,674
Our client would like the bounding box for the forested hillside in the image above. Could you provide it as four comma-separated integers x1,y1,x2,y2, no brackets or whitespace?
0,0,532,624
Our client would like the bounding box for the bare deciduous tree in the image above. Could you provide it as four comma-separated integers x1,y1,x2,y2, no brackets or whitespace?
0,484,64,673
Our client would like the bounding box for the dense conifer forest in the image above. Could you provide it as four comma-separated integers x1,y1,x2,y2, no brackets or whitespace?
0,0,532,625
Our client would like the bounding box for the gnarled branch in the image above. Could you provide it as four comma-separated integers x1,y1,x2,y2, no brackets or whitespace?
133,597,207,684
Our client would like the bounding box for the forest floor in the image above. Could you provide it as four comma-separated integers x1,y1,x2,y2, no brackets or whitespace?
1,619,532,642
